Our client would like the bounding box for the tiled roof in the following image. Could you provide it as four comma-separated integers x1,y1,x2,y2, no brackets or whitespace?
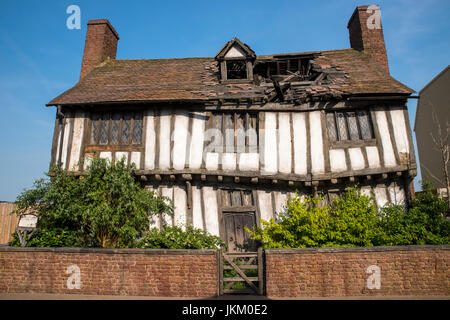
47,48,414,106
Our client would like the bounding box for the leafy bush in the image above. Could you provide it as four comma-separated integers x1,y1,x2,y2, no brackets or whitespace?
248,183,450,248
12,158,173,248
247,187,382,248
378,182,450,245
137,225,226,249
9,228,80,247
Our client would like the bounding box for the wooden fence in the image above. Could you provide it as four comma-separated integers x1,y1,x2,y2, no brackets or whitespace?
0,202,18,244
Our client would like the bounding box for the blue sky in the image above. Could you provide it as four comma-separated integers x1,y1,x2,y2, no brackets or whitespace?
0,0,449,201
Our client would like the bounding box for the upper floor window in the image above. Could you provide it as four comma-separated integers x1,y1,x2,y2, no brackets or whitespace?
209,112,258,153
326,110,374,142
215,38,256,82
89,112,143,146
226,60,247,79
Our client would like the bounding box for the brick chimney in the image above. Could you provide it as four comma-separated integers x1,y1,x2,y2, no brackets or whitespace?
347,5,389,73
79,19,119,80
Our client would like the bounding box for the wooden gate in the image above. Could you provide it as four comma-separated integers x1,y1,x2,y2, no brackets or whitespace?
218,248,264,295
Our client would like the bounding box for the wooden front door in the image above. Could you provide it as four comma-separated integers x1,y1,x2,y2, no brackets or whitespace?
224,212,257,252
220,188,259,252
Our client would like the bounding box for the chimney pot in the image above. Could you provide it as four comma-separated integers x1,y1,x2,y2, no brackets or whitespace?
79,19,119,80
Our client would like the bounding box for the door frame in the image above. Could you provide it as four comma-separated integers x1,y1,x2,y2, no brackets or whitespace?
218,188,261,252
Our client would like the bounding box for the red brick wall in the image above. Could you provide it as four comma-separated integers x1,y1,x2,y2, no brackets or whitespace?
0,247,218,297
265,246,450,298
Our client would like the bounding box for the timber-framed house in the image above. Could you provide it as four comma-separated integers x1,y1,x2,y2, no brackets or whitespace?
47,6,417,252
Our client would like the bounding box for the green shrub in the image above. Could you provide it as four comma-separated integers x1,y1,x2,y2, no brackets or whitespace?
248,183,450,249
247,187,382,248
12,157,173,248
9,228,80,247
378,182,450,245
137,225,226,249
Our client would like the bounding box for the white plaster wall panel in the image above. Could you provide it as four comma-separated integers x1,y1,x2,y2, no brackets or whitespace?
309,111,325,174
375,110,397,167
145,185,159,230
146,185,161,230
224,45,246,58
173,185,187,230
68,111,85,171
60,113,72,169
329,149,347,172
99,151,112,162
263,112,278,174
172,111,189,170
188,112,205,169
130,152,141,169
257,190,273,222
115,152,128,165
158,109,172,170
278,112,292,173
222,153,236,171
390,109,410,154
348,148,365,171
366,146,381,168
238,153,259,171
374,185,388,208
360,185,373,198
273,191,288,215
148,215,160,230
202,186,220,236
388,182,405,205
192,185,204,229
83,154,93,170
160,186,173,226
292,112,307,175
205,152,219,170
144,109,156,170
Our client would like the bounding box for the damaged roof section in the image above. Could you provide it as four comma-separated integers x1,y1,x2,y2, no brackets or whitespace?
47,48,414,106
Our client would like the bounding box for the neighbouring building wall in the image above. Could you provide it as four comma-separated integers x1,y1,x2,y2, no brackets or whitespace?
265,246,450,298
415,66,450,189
0,202,19,244
0,247,218,297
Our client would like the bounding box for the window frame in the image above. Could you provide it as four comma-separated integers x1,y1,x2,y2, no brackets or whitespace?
85,111,144,153
220,58,254,83
209,111,259,153
326,109,376,148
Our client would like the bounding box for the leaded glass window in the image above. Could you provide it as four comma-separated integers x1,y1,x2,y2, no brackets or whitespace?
89,112,143,146
326,110,374,142
210,112,259,153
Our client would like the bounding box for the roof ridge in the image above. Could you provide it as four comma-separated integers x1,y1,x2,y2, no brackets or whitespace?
113,57,214,62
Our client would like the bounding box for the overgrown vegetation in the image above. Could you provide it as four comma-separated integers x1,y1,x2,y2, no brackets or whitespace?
247,183,450,248
10,158,174,248
137,225,225,249
10,158,224,249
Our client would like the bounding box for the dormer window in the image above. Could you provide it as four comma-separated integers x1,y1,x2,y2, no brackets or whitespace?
226,60,247,79
215,38,256,83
